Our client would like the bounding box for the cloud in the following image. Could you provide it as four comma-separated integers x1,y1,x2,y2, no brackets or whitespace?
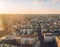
32,0,60,4
52,0,60,3
32,0,46,4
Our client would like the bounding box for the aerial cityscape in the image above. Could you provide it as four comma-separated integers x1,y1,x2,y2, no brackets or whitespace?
0,14,60,47
0,0,60,47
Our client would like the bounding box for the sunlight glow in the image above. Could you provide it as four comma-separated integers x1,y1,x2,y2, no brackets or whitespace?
0,0,60,14
0,16,4,31
0,2,3,10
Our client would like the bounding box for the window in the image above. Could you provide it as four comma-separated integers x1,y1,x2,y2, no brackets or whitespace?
25,40,29,44
20,29,23,34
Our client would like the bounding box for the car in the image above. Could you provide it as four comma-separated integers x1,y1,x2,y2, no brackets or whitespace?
44,33,55,42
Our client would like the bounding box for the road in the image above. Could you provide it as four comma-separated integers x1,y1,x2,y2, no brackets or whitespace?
41,39,58,47
56,37,60,47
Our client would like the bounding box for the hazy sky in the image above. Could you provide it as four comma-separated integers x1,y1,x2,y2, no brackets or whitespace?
0,0,60,14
